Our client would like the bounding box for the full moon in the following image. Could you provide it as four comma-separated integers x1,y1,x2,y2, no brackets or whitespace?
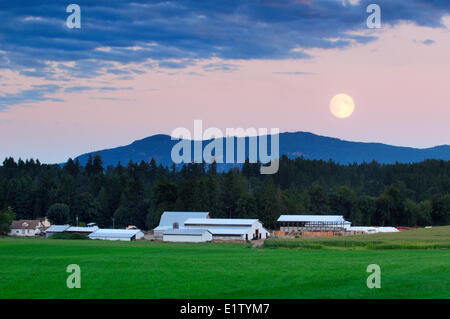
329,94,355,119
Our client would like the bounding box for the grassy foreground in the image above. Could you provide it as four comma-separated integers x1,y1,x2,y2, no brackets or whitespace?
0,227,449,299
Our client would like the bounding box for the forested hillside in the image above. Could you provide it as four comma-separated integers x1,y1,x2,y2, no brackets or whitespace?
1,155,449,230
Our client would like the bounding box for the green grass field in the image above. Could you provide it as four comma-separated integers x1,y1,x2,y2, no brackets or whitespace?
0,227,449,299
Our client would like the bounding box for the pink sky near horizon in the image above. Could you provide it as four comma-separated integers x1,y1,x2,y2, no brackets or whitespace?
0,20,450,163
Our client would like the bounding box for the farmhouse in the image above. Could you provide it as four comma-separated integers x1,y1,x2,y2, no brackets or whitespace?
153,211,210,239
184,218,270,241
163,229,213,243
277,215,351,232
9,219,46,237
88,229,145,241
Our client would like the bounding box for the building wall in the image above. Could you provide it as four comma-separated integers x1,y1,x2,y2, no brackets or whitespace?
163,233,212,242
90,237,132,241
9,228,39,237
212,235,245,241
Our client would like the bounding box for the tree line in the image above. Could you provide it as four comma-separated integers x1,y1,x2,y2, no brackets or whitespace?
0,155,449,231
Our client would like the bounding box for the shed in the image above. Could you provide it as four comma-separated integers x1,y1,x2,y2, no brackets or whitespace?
277,215,350,232
163,229,212,243
88,229,144,241
45,225,70,237
66,226,99,234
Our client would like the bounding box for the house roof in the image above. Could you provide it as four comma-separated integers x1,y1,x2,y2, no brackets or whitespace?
163,229,211,236
184,218,259,226
45,225,70,233
88,229,143,239
10,220,41,230
157,211,210,228
277,215,346,223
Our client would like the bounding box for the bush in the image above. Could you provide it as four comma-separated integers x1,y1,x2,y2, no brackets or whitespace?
50,233,89,240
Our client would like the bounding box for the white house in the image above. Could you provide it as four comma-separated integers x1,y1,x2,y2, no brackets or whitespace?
9,219,45,237
277,215,350,232
162,229,213,243
88,229,145,241
184,218,270,241
153,211,210,239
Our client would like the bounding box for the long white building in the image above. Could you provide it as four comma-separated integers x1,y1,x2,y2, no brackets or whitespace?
277,215,351,232
184,218,270,241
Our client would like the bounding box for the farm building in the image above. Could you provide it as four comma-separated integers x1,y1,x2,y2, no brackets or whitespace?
88,229,145,241
184,218,270,241
45,225,70,237
277,215,351,232
65,226,99,235
153,211,210,239
163,229,213,243
9,219,46,237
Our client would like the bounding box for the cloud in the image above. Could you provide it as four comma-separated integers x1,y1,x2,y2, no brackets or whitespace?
1,1,448,79
0,85,62,110
1,0,450,107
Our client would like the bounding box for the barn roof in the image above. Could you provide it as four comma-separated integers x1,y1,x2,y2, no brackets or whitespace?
184,218,259,226
45,225,70,233
156,211,210,229
66,226,99,233
277,215,346,223
88,229,143,239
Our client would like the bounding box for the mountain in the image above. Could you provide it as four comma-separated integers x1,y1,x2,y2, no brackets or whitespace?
73,132,450,168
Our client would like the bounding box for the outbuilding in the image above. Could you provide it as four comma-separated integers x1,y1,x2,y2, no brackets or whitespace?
65,226,99,235
45,225,70,237
184,218,270,241
277,215,350,232
163,229,213,243
88,229,144,241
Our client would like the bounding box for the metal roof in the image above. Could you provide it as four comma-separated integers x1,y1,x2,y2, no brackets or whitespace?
157,211,210,228
163,229,211,236
89,228,143,239
66,226,99,232
277,215,346,222
184,218,259,226
45,225,70,233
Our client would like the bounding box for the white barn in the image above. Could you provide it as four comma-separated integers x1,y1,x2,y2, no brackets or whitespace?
184,218,270,241
163,229,213,243
153,211,210,239
88,229,145,241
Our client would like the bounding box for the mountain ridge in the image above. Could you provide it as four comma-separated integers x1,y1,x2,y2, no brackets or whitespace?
73,131,450,168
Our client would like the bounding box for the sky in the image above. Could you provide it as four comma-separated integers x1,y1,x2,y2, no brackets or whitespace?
0,0,450,163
